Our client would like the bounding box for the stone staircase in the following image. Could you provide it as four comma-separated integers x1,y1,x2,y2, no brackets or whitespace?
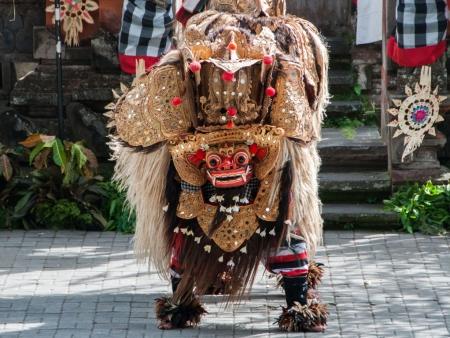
319,36,399,230
319,127,399,230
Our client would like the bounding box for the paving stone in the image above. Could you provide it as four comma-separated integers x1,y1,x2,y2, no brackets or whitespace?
0,230,449,337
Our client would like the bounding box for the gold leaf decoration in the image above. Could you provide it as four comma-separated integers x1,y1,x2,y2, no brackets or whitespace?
387,66,446,162
46,0,99,46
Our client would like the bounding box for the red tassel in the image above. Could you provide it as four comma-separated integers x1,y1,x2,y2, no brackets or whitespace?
227,107,237,117
222,71,234,82
263,55,273,65
189,61,202,73
171,97,183,106
266,87,276,97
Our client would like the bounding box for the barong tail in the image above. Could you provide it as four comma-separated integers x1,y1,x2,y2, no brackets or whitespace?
108,0,329,332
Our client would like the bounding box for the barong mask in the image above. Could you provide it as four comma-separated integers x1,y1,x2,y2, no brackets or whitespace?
108,0,329,304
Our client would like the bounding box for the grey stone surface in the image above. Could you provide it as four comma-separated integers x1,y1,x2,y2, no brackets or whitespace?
1,230,449,337
319,171,390,193
323,204,399,229
319,127,387,170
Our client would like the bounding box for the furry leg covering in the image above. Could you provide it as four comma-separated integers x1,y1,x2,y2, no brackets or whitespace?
276,302,328,332
276,262,328,332
155,296,207,329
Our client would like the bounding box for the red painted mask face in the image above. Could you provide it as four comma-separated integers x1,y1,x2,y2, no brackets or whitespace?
205,148,253,188
187,143,267,188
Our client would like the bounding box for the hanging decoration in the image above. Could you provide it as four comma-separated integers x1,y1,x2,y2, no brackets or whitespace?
46,0,99,46
388,66,447,162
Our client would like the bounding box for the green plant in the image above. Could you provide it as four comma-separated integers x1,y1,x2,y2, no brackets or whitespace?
384,181,450,235
99,181,136,234
33,199,93,229
20,134,98,186
0,135,134,234
0,144,23,182
0,135,106,230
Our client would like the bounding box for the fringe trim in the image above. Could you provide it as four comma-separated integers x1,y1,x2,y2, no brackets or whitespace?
155,296,207,329
274,261,324,289
308,262,324,289
276,302,328,332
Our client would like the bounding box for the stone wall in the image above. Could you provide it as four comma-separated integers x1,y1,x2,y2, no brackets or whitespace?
0,0,45,96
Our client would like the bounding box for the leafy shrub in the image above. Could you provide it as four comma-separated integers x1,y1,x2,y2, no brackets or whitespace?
33,199,93,229
99,181,136,234
0,135,135,233
384,181,450,235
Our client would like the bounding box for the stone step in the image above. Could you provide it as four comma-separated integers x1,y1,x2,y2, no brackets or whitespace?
329,69,353,89
10,65,131,108
319,127,387,170
323,203,400,230
326,100,362,116
326,36,352,57
319,171,391,203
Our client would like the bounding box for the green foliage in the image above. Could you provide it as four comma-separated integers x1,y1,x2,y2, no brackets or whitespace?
33,199,93,229
0,144,23,182
384,181,450,235
326,90,378,139
0,136,135,234
99,181,136,234
324,117,364,139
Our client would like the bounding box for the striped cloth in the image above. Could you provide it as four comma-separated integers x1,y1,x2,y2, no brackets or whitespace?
118,0,174,74
266,237,309,278
388,0,448,67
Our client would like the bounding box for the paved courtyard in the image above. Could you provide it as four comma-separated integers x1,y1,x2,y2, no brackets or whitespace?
0,230,449,338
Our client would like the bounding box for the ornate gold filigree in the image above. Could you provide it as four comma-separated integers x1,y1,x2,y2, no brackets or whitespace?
271,61,316,143
206,0,286,17
177,190,204,219
114,64,195,147
176,168,279,252
169,125,284,186
197,204,259,252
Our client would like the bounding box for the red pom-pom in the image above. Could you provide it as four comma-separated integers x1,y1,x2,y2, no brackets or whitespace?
195,149,206,160
226,120,235,129
188,149,206,166
189,61,202,73
265,87,276,97
256,148,267,160
222,71,234,82
263,55,273,65
171,97,183,106
249,143,258,155
227,42,238,51
227,107,237,117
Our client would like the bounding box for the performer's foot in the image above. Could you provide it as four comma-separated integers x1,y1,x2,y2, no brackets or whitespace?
276,301,328,332
155,296,207,330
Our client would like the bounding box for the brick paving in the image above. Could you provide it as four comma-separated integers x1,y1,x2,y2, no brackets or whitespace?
0,230,449,338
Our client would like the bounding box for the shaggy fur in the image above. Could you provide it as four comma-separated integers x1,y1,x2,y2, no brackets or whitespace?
110,142,172,277
155,296,207,329
276,302,328,332
308,262,325,289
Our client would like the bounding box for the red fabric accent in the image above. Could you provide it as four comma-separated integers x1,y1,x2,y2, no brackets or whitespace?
170,232,185,271
387,36,447,67
118,54,160,74
279,269,309,277
267,252,308,264
176,7,193,26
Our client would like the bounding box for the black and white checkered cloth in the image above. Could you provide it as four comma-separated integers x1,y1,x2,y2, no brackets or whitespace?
396,0,447,49
119,0,174,58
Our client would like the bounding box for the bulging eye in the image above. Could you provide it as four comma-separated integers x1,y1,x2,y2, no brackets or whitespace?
207,154,221,169
234,151,249,166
